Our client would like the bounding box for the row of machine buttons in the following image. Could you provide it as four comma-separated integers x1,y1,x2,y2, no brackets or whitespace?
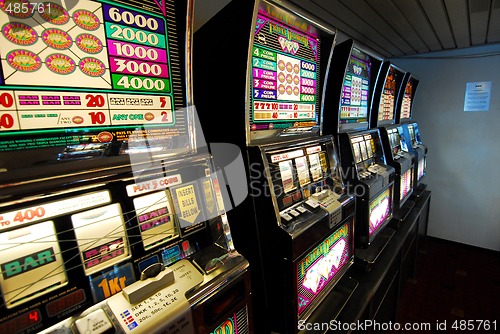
280,204,310,222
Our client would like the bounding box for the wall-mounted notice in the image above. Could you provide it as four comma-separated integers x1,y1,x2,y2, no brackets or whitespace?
464,81,492,112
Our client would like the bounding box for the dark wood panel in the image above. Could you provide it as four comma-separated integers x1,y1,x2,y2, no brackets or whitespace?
392,0,441,53
469,0,491,45
419,0,456,50
283,0,496,56
369,0,428,54
444,0,471,48
295,0,398,57
339,0,415,54
487,6,500,43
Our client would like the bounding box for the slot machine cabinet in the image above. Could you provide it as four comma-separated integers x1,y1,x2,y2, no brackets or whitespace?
1,155,253,334
245,138,357,333
395,73,420,125
371,62,416,222
322,39,383,135
0,1,253,333
403,121,427,194
337,131,395,249
397,73,427,196
193,0,357,332
378,125,415,221
322,39,396,268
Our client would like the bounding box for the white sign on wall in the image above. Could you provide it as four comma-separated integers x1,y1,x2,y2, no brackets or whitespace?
464,81,492,112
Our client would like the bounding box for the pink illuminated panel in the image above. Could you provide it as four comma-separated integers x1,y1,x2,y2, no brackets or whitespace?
400,80,413,120
296,220,353,316
378,67,397,122
250,2,321,132
418,158,425,181
400,168,413,201
369,188,392,236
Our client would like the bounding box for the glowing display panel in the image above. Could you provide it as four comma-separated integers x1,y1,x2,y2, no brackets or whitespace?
400,79,413,120
71,203,130,275
0,221,67,308
408,123,417,146
400,168,413,201
296,219,353,316
418,157,426,181
350,133,378,171
339,48,370,125
267,143,334,214
0,309,41,334
377,66,399,123
387,127,402,157
249,2,321,134
295,156,311,187
368,187,392,236
170,181,207,236
397,126,409,151
133,191,178,250
209,307,249,334
0,0,190,179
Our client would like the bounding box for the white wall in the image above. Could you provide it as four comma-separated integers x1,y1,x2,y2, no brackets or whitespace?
392,44,500,251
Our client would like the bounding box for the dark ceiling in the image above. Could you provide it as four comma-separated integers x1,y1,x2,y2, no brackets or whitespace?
195,0,500,59
290,0,500,58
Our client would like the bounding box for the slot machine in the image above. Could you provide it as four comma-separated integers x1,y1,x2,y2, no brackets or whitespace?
396,73,427,195
193,0,357,332
370,62,416,222
322,39,396,266
0,1,253,333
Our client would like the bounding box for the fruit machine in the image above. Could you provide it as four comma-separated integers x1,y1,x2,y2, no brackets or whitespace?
322,39,396,267
370,62,416,222
397,73,427,196
193,0,357,332
0,1,253,333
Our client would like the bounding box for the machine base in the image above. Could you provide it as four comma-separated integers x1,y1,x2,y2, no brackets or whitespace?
411,183,428,199
302,274,359,331
391,200,416,224
354,227,396,272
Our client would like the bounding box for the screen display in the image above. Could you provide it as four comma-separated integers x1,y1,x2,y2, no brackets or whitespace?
350,133,378,170
377,66,399,123
249,2,321,133
308,152,323,182
266,140,338,214
0,0,190,182
133,191,178,250
279,160,296,193
418,157,426,181
369,187,392,236
352,142,361,163
209,307,249,334
339,47,370,124
170,181,210,236
413,123,422,144
408,124,417,146
400,168,413,201
400,79,413,120
397,126,408,152
297,219,353,316
294,156,311,187
0,309,41,334
71,203,130,275
387,127,401,156
0,220,68,308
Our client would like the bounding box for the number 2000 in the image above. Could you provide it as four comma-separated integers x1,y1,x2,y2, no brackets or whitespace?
109,24,159,46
